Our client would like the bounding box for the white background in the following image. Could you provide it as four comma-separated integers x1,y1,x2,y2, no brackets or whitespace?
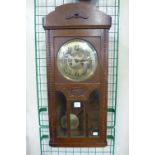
3,0,155,155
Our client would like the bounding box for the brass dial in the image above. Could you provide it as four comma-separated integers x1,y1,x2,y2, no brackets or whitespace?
57,39,98,82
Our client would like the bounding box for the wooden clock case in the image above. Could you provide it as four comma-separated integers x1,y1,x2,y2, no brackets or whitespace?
43,2,111,147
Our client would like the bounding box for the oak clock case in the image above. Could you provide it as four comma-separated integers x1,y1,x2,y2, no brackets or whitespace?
43,2,111,147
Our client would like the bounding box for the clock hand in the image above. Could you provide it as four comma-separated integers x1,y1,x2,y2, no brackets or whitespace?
79,58,91,62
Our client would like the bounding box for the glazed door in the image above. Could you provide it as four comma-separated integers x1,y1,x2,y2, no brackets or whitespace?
53,84,104,145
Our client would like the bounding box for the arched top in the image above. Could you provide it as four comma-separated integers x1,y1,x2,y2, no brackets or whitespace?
43,2,112,30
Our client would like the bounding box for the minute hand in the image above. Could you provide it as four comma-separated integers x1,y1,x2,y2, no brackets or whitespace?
79,58,92,62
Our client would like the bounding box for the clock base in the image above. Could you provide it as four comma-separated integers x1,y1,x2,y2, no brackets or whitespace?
49,141,107,147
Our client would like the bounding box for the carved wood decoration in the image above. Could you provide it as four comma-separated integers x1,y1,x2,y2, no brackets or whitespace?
43,2,111,147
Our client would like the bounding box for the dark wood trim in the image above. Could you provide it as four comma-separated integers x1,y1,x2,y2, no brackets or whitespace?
49,141,107,147
45,30,54,142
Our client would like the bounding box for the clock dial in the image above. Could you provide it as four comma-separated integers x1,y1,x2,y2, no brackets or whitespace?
57,39,98,81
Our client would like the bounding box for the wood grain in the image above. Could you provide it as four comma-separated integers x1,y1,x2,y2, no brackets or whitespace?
43,2,111,147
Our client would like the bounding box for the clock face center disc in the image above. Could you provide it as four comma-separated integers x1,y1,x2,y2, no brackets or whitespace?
57,39,98,82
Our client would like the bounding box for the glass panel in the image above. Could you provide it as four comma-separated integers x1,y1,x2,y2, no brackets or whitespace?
56,91,67,137
57,39,98,82
88,90,100,137
70,101,85,137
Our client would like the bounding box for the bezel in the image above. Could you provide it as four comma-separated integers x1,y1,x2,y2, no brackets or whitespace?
56,39,98,82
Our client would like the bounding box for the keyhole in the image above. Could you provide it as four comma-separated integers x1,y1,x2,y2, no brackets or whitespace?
75,13,79,17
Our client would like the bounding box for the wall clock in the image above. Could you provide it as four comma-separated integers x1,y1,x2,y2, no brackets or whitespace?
43,1,111,147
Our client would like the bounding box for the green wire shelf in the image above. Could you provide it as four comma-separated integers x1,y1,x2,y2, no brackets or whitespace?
34,0,120,155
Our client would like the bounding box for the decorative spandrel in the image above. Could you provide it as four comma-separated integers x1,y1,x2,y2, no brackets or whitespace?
57,39,98,82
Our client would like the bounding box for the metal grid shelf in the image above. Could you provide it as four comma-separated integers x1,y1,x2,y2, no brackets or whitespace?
34,0,120,155
39,127,115,155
